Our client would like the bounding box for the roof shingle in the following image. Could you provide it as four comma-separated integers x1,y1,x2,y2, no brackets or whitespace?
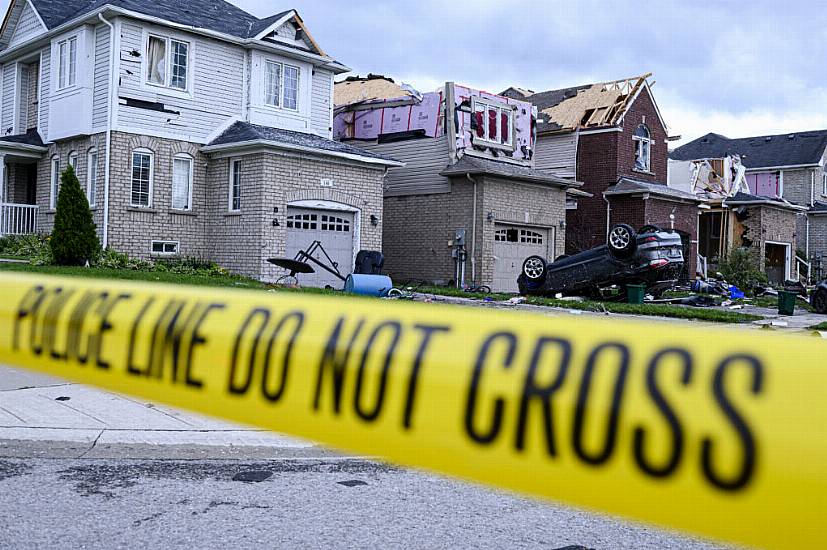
670,130,827,169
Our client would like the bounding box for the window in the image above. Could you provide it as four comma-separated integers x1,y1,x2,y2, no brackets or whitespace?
151,240,179,255
131,150,153,207
320,214,350,232
57,37,77,90
87,149,97,207
229,159,241,211
146,35,189,91
172,154,193,210
822,173,827,197
49,156,60,209
494,228,544,244
472,99,513,147
68,151,78,173
264,60,300,110
633,124,652,172
286,213,318,230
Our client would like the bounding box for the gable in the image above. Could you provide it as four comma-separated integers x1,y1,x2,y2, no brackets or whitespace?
256,13,324,56
8,0,46,48
620,86,667,135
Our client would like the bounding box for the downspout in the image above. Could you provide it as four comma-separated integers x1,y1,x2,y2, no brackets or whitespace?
466,173,478,283
603,193,611,239
98,13,116,249
808,171,814,257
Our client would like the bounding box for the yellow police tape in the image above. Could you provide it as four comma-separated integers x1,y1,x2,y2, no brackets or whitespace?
0,272,824,548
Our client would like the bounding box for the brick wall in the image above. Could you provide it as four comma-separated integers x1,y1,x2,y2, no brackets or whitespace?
739,205,797,268
781,168,815,206
808,215,827,263
570,130,617,251
107,132,210,260
37,133,108,240
644,198,699,277
617,87,668,183
383,176,566,286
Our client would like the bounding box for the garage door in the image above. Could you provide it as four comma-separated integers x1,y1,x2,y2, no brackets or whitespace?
492,225,550,293
286,207,355,288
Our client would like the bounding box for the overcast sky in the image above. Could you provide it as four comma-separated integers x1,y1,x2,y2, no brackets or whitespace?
6,0,826,145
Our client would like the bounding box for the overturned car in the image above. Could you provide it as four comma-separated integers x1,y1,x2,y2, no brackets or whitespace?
518,224,685,297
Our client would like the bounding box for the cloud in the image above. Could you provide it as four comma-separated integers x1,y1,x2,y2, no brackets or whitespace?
3,0,826,146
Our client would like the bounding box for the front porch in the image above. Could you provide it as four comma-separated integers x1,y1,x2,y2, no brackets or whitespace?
0,131,48,237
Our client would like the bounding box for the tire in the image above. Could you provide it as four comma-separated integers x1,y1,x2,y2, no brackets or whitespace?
608,224,637,258
638,225,662,235
812,289,827,314
522,255,547,282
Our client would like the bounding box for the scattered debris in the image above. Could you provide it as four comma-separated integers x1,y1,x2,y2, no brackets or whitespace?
771,320,789,327
337,480,368,487
232,470,273,483
55,396,71,401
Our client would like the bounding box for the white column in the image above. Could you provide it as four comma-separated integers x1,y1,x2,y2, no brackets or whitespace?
0,154,5,204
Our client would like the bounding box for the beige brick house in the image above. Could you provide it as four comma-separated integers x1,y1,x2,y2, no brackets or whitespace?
0,0,400,285
334,76,583,292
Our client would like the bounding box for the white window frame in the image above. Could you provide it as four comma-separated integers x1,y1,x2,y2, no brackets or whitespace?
144,32,192,94
57,36,77,91
151,240,179,256
171,153,194,211
633,124,652,172
263,59,300,112
49,156,60,209
228,158,242,212
822,172,827,197
86,148,98,207
130,149,154,208
471,97,514,148
67,151,78,173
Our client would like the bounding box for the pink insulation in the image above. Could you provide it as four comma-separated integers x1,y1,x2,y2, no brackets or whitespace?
745,172,780,197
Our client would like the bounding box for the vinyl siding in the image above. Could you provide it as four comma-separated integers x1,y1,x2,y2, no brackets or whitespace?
1,63,16,133
310,67,332,138
39,47,49,138
9,2,45,49
534,133,578,179
92,23,111,132
116,19,244,143
360,136,451,196
16,64,28,132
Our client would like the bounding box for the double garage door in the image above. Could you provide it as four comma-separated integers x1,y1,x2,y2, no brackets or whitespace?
492,224,551,293
286,207,354,288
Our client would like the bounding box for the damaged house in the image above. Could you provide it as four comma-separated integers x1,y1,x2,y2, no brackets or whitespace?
670,131,824,283
503,74,702,278
0,0,400,286
334,75,583,292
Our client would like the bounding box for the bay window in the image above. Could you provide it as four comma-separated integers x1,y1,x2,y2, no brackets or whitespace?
172,154,193,210
131,150,153,207
87,149,98,207
57,36,77,90
229,159,241,211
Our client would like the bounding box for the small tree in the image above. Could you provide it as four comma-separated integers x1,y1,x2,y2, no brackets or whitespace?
50,165,100,265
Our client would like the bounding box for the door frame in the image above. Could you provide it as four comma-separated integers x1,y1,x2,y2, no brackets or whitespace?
287,200,361,273
765,240,791,282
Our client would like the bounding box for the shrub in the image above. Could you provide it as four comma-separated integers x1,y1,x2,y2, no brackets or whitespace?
50,166,100,265
717,247,768,291
95,249,153,270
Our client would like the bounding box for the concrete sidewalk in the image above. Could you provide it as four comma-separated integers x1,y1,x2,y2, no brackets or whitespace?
0,366,336,460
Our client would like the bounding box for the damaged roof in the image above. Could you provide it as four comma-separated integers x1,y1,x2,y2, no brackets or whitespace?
25,0,290,39
604,177,702,202
503,74,653,135
334,75,416,108
725,192,807,211
670,130,827,169
0,129,45,147
204,121,401,166
440,154,579,188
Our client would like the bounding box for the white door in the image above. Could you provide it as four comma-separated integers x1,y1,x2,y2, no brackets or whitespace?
492,225,551,293
286,207,355,288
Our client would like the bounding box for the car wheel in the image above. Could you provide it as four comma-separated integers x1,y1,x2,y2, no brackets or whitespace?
608,224,637,257
522,255,547,282
812,289,827,314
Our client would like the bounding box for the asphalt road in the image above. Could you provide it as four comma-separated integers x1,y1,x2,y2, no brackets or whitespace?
0,458,731,550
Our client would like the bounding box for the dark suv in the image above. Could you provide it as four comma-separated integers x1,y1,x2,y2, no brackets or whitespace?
517,224,685,297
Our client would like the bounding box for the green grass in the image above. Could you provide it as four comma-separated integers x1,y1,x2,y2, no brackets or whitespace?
524,296,762,324
0,262,269,289
809,322,827,331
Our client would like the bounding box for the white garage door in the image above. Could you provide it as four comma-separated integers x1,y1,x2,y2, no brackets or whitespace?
492,225,551,293
286,207,355,288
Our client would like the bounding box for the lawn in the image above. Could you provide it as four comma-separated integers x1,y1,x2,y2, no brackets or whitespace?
0,263,763,324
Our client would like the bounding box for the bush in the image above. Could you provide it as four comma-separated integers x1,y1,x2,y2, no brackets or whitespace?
95,249,153,270
50,166,100,265
718,247,768,291
0,234,53,265
93,249,231,277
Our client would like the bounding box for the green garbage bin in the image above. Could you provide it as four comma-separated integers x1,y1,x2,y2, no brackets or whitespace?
627,284,645,305
778,290,796,316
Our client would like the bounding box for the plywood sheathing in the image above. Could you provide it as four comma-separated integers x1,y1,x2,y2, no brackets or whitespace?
334,77,415,108
540,73,650,131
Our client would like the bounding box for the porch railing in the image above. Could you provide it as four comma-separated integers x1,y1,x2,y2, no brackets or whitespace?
0,203,38,236
795,255,811,285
